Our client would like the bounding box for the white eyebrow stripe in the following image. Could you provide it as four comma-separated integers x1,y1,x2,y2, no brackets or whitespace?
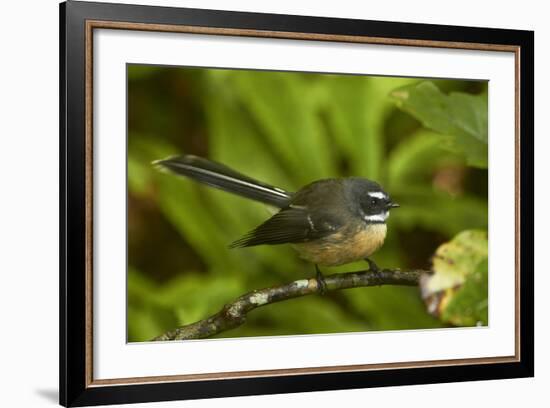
367,191,387,199
364,211,389,222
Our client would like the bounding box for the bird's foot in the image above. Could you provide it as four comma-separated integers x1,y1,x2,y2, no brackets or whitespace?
315,265,327,295
365,258,383,282
365,258,380,273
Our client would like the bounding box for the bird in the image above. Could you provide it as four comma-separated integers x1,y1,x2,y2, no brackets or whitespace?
153,155,399,291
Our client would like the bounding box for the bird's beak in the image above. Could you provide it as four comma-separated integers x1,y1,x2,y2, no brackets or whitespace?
389,202,400,208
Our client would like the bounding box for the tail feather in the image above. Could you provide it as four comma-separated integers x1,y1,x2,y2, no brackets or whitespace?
153,155,291,208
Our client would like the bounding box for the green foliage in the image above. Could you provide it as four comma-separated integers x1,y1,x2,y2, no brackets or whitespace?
127,66,488,341
420,230,489,326
443,260,488,326
391,81,488,168
128,267,245,341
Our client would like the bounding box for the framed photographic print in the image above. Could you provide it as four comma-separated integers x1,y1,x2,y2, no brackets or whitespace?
59,0,534,406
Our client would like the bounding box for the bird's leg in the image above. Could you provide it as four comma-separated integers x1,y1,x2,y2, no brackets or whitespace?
314,264,327,295
365,258,383,281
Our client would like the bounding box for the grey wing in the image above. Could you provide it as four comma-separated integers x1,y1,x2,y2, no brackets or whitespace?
229,208,342,248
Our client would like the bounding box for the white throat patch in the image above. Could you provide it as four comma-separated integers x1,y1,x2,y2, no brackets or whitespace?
364,211,389,222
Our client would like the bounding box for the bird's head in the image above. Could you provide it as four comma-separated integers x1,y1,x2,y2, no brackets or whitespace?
345,178,399,223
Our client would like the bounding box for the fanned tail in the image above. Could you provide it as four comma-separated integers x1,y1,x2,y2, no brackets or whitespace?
153,155,292,208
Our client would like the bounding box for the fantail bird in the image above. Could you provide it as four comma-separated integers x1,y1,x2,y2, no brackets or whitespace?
153,155,399,289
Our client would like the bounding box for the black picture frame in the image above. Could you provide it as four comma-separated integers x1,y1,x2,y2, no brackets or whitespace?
60,1,534,406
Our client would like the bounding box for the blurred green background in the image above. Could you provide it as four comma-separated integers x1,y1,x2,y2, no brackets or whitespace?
127,64,488,342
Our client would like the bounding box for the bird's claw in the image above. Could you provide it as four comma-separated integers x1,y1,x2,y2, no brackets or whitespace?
315,265,327,295
365,258,384,282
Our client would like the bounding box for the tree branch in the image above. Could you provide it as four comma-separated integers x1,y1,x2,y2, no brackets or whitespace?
152,268,426,341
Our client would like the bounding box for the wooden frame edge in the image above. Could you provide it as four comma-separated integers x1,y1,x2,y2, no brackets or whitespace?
88,19,520,52
85,18,94,389
89,355,519,387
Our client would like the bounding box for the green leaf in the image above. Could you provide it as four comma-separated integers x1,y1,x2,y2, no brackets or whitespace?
127,65,161,81
392,186,488,236
420,230,488,326
387,130,463,189
442,259,488,326
227,71,336,184
391,81,488,168
155,174,240,271
158,274,244,325
215,295,368,338
127,268,179,342
325,76,417,179
127,154,152,196
344,286,442,331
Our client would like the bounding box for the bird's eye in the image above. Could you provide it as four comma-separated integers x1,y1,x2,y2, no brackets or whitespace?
371,199,377,205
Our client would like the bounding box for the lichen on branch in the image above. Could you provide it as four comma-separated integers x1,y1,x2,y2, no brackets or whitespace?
153,268,425,341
